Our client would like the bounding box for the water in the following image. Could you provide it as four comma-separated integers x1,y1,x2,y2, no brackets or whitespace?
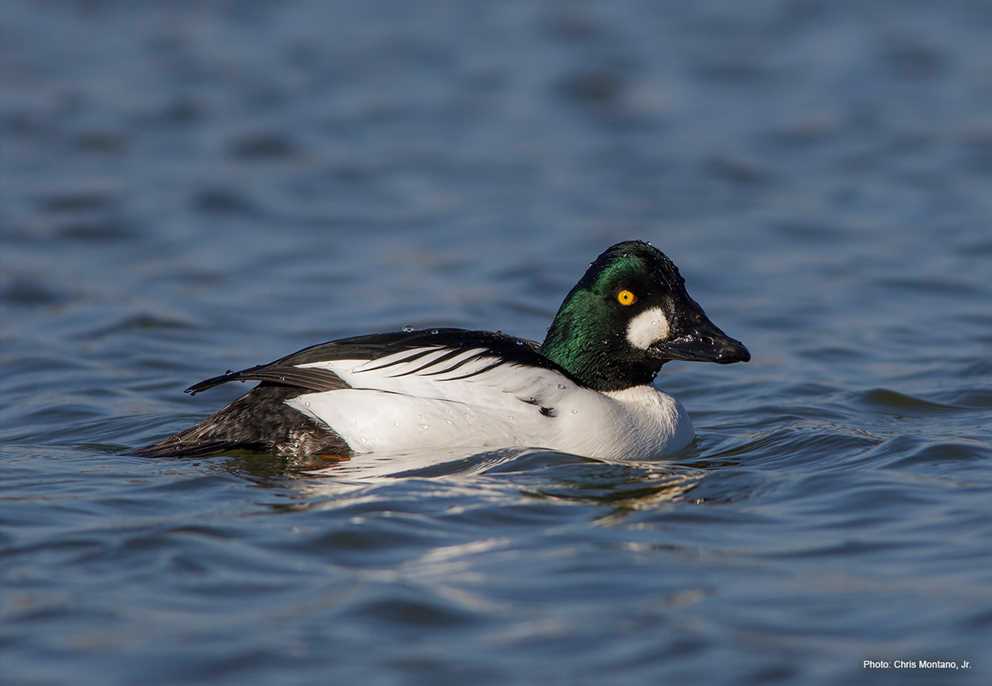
2,1,991,684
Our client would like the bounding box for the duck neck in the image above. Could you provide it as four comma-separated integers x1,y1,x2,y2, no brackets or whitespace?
540,293,662,392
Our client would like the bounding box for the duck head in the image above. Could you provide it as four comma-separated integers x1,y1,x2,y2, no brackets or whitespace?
541,240,750,391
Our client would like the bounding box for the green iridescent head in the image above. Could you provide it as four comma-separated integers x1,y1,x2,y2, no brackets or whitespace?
540,241,749,391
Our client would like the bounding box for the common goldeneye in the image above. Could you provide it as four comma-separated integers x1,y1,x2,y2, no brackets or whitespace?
138,241,749,460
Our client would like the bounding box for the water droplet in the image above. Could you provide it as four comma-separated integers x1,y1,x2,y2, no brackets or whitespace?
304,401,311,408
402,326,414,333
430,329,439,335
515,339,523,345
570,409,579,415
419,423,430,431
557,383,566,390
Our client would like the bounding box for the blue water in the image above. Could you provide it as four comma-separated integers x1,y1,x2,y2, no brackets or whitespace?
2,2,991,684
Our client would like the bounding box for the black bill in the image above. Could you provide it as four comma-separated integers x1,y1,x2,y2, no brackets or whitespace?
649,314,750,364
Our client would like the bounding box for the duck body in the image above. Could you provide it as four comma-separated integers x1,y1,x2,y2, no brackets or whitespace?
138,241,747,461
283,330,695,460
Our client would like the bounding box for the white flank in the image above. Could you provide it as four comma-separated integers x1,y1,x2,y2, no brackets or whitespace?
283,343,693,460
625,307,670,350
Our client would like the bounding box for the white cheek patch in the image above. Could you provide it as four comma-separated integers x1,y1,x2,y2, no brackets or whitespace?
626,307,671,350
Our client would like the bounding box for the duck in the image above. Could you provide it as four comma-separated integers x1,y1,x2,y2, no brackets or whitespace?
137,240,749,461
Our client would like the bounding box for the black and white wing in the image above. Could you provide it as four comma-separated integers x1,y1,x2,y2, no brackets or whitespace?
184,329,582,453
187,328,575,398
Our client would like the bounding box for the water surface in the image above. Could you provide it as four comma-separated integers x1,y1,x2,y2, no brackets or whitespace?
2,2,991,684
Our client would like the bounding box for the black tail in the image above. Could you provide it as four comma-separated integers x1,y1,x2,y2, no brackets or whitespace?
136,385,350,458
135,439,269,458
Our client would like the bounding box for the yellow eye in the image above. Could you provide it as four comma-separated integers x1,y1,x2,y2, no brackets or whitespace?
616,289,637,306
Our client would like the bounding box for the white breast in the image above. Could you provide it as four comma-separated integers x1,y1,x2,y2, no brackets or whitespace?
551,385,694,459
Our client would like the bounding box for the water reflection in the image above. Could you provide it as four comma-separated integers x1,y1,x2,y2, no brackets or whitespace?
213,445,707,525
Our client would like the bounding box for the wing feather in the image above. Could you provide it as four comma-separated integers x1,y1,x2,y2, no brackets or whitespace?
185,365,347,395
183,329,580,405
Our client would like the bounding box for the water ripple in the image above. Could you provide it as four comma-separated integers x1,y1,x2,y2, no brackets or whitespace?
3,2,992,684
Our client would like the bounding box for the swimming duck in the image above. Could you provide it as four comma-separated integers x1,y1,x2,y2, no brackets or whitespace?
137,241,749,461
